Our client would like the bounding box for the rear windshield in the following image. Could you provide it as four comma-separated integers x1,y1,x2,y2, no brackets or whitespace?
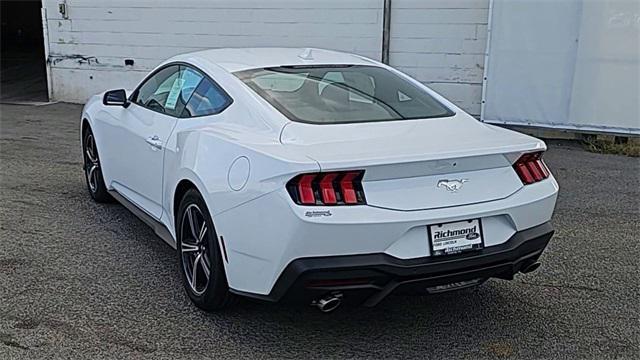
235,65,455,124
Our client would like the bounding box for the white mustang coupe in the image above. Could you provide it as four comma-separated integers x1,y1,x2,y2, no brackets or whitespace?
81,48,558,312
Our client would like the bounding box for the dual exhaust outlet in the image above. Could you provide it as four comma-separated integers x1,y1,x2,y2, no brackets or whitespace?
310,262,540,312
311,292,343,313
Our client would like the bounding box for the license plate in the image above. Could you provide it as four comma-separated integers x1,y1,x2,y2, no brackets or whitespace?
429,219,484,256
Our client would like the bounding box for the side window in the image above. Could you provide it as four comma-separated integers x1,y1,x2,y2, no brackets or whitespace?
182,77,231,117
134,65,180,114
133,65,204,117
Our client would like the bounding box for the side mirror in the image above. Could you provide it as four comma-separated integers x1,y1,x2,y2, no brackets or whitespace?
103,89,129,107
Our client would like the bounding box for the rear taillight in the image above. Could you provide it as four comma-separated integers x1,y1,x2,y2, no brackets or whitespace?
513,152,550,185
287,171,366,206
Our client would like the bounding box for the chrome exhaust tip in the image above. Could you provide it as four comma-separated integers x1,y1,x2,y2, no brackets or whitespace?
521,262,541,274
312,293,343,313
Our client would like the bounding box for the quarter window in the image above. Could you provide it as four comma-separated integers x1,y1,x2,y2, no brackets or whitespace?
182,77,232,117
174,66,204,110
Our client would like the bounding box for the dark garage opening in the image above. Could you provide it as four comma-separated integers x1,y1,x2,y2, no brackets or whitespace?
1,0,48,102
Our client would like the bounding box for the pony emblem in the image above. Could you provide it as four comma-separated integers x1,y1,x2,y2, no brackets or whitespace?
437,179,469,192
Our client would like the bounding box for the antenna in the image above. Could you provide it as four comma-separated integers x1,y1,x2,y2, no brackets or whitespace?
298,48,313,60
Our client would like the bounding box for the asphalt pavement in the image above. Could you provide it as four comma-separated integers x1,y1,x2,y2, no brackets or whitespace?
0,102,638,359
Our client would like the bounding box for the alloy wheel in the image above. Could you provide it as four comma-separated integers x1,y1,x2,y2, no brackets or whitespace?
84,134,100,193
180,204,212,296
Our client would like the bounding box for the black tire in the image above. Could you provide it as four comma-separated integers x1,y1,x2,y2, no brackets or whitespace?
177,189,235,311
82,127,113,203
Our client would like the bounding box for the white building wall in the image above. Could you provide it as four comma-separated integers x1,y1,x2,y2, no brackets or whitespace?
389,0,489,116
42,0,384,103
42,0,489,114
41,1,636,134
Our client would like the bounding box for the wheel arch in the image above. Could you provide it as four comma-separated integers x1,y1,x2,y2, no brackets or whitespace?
171,177,231,273
81,118,90,133
171,175,216,232
173,179,200,228
80,117,91,147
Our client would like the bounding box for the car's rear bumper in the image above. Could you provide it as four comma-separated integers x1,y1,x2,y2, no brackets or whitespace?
230,222,554,306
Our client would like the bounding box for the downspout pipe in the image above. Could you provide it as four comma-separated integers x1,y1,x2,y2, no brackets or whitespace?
381,0,392,64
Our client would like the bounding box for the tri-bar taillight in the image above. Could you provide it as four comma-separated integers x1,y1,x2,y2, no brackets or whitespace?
287,171,366,206
513,152,550,185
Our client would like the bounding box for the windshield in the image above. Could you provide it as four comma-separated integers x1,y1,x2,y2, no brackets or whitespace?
235,65,455,124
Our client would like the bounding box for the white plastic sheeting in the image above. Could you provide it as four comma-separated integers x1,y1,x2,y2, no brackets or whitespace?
482,0,639,135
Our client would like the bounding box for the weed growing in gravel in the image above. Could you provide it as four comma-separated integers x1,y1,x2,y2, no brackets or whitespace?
584,138,640,157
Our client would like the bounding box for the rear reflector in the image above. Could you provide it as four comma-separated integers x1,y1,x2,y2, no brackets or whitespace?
287,170,366,206
513,152,550,185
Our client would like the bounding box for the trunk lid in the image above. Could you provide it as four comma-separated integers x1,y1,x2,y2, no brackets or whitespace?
280,114,546,211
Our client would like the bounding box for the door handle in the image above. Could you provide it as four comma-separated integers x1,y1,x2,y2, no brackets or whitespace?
145,135,163,150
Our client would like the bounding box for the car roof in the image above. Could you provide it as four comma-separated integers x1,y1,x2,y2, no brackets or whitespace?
168,47,378,73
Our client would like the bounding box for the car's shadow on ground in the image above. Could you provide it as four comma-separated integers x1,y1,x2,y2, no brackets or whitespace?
200,282,549,357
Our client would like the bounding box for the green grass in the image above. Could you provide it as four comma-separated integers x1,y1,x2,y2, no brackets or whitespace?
584,138,640,157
